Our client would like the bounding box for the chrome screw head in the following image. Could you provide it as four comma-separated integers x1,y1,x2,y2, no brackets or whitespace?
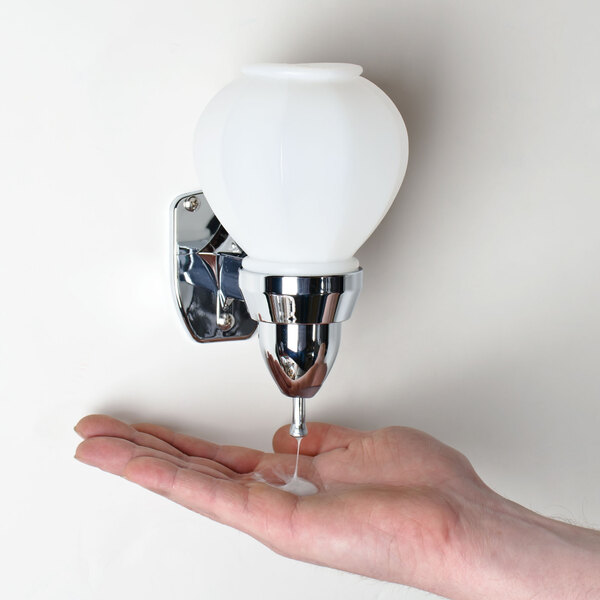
217,313,235,331
183,195,199,212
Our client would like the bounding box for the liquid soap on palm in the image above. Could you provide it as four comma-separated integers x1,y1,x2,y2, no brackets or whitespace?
254,399,318,497
277,437,318,496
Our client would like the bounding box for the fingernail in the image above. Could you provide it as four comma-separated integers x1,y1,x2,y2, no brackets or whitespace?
74,454,93,466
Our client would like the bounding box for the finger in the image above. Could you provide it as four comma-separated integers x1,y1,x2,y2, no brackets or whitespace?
123,457,297,534
272,422,365,456
75,414,188,460
132,422,266,474
75,415,264,476
75,436,234,480
79,444,299,548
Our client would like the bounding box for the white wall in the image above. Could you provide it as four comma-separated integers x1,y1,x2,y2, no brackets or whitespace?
1,1,599,598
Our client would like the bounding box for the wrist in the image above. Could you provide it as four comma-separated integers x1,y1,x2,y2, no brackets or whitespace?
450,489,600,600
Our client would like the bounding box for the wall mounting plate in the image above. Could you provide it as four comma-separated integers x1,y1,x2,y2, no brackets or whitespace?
171,191,257,342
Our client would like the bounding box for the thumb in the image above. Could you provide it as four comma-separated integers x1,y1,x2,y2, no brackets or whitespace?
272,422,364,456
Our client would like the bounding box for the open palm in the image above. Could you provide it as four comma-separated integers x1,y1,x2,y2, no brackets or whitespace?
75,415,489,595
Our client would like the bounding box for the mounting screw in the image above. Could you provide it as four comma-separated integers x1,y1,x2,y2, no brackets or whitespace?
183,195,199,212
217,313,236,332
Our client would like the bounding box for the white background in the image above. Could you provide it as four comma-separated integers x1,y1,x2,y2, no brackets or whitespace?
1,1,599,598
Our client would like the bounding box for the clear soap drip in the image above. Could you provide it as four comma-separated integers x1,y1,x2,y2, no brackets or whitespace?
294,437,300,479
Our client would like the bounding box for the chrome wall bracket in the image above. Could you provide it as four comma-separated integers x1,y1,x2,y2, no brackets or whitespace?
172,191,257,342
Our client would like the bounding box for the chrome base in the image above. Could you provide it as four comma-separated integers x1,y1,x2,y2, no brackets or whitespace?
239,270,363,437
238,270,362,397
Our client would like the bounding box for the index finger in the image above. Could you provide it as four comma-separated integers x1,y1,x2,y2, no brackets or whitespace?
132,422,267,474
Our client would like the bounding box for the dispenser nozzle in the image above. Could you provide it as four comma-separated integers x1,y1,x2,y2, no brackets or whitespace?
289,397,307,438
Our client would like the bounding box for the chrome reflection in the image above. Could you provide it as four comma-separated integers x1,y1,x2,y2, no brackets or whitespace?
239,270,362,402
259,322,342,399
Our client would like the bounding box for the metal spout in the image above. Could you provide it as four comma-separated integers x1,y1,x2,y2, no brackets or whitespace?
289,397,308,438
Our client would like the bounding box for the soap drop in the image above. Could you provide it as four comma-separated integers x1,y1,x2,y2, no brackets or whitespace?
279,437,318,495
277,476,318,496
253,437,318,497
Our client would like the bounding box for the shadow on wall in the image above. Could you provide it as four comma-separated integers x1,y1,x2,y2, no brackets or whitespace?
262,2,449,254
102,7,589,460
314,349,572,472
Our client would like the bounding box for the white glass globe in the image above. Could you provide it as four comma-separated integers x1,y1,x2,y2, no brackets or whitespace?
194,63,408,276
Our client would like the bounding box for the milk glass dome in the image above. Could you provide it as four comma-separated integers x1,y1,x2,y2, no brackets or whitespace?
194,62,408,276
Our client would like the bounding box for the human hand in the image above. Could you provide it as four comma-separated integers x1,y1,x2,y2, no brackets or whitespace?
74,416,600,600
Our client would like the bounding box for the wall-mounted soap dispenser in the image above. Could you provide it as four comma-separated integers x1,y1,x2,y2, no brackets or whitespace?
172,63,408,439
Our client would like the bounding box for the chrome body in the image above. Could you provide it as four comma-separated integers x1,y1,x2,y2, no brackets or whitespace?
256,321,342,398
239,270,362,437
